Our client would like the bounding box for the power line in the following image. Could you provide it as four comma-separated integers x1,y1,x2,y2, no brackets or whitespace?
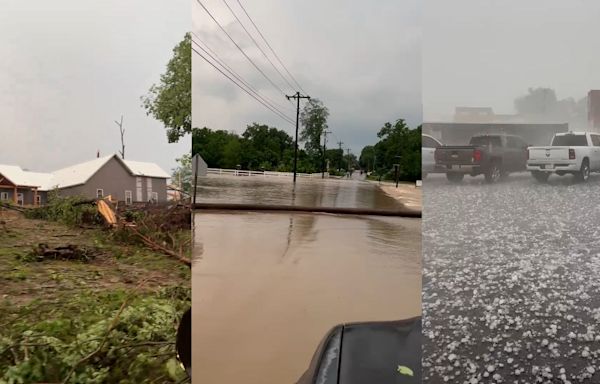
192,46,295,125
220,0,296,93
235,0,307,94
194,0,290,100
191,34,294,117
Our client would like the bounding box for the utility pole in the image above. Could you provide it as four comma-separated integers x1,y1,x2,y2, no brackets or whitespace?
286,92,311,183
337,141,343,172
114,115,125,159
321,130,331,179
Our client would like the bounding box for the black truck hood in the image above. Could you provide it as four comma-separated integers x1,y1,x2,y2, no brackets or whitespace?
296,317,421,384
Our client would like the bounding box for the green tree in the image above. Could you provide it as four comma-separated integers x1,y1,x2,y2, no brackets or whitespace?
240,123,294,170
191,127,241,168
171,154,192,195
325,148,344,172
299,99,329,169
359,145,375,172
370,119,421,181
142,33,191,143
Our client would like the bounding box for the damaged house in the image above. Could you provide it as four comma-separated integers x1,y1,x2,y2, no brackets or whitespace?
0,154,170,206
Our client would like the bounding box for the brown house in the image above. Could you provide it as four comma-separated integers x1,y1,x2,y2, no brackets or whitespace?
0,154,170,206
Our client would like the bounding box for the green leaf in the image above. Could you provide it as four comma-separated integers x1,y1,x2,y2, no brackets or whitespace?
397,365,414,376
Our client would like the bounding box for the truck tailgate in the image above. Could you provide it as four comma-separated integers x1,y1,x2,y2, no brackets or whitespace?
528,146,570,161
435,146,476,164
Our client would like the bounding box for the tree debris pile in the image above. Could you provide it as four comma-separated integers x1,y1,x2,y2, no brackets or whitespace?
112,203,191,266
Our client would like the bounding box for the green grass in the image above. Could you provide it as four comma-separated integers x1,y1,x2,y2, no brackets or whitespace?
0,212,191,383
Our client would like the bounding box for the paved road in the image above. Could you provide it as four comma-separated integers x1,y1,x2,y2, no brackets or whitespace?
423,172,600,383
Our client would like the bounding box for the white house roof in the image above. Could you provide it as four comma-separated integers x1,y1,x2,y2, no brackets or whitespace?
123,159,171,179
0,154,170,191
0,165,55,190
50,155,116,189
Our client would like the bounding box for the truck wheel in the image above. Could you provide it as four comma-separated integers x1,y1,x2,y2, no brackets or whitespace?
446,172,464,183
575,159,590,182
484,163,501,183
531,171,550,183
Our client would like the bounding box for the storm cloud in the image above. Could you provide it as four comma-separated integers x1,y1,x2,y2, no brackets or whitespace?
192,0,422,155
0,1,189,174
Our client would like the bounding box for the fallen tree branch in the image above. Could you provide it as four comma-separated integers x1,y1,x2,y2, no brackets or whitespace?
127,226,191,267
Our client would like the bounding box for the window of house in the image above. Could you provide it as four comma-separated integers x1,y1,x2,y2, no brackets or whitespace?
35,195,42,205
151,192,158,203
0,192,8,201
125,190,132,205
17,193,24,206
96,189,104,199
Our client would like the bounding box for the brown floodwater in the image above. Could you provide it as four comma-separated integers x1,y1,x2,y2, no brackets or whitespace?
195,174,402,210
192,177,421,384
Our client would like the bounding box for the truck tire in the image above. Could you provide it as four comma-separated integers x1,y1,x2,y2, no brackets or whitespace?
575,159,590,182
484,162,501,183
531,171,549,183
446,172,464,183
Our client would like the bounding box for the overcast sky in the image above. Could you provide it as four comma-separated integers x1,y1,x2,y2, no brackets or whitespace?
0,1,189,174
192,0,422,155
424,0,600,121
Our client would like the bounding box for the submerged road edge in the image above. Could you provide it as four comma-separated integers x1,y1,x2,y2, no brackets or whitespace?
192,203,422,218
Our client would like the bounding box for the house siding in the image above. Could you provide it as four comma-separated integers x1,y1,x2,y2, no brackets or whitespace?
0,188,47,206
58,157,167,203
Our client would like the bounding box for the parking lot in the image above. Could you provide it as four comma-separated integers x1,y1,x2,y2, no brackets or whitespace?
423,172,600,383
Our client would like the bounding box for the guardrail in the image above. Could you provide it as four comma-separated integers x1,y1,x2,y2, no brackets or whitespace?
206,168,329,178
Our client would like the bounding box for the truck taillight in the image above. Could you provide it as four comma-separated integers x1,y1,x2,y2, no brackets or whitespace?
473,149,482,162
527,149,529,160
569,149,576,160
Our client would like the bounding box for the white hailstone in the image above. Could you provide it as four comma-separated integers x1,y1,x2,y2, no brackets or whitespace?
527,354,533,359
541,339,549,347
448,353,457,361
568,332,576,339
487,365,495,372
586,366,595,374
507,358,514,364
582,349,591,358
493,373,502,381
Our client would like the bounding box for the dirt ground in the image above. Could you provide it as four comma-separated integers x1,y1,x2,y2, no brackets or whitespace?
0,209,189,306
371,180,422,210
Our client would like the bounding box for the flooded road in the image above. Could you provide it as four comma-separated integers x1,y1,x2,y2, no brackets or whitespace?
195,174,404,210
192,177,421,384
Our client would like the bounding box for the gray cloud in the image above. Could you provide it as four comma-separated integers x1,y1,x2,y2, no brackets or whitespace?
423,0,600,121
192,0,422,155
0,0,190,174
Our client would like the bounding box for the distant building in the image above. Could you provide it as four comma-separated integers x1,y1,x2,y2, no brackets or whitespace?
0,154,170,206
588,90,600,130
423,122,569,146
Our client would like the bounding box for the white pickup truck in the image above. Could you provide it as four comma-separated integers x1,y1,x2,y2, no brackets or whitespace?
527,131,600,182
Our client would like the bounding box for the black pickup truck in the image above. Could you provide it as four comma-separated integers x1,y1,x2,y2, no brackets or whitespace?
434,134,529,183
